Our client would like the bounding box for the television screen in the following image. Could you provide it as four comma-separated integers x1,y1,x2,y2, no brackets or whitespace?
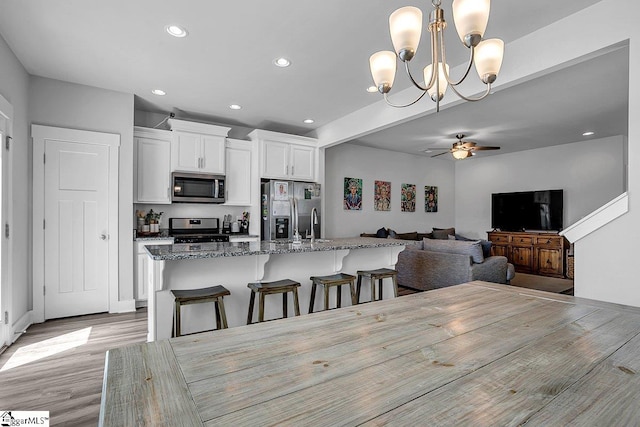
491,190,563,231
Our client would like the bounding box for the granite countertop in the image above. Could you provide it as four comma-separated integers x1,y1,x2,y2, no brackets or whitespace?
144,237,416,261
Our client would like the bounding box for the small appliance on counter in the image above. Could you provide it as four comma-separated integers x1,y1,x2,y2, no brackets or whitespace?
169,218,229,243
221,214,232,234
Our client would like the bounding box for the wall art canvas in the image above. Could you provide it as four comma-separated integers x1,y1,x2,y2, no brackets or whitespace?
425,185,438,212
374,180,391,211
344,177,363,210
401,183,416,212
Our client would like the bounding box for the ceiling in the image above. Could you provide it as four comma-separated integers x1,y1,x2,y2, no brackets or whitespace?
0,0,627,159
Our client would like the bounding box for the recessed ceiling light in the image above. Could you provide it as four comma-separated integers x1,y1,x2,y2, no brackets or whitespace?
165,25,188,38
151,89,166,96
229,104,242,110
582,131,595,136
303,119,314,124
367,86,378,93
274,57,291,67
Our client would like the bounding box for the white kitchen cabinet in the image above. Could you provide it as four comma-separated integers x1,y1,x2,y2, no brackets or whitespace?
249,129,318,181
134,127,172,204
229,235,260,243
135,239,173,302
169,119,231,174
225,138,254,206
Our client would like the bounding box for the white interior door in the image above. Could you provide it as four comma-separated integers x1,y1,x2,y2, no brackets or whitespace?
44,140,110,318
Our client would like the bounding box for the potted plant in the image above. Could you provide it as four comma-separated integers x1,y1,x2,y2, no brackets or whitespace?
146,209,164,234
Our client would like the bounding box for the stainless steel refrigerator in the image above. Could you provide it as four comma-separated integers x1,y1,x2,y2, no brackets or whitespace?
261,180,321,240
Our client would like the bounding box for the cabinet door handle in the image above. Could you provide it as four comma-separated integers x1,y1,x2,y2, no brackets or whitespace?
286,165,289,175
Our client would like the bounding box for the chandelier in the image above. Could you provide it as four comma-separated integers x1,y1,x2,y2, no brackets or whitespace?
369,0,504,112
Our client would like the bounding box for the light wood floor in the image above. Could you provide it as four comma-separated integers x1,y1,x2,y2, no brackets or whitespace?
0,309,147,426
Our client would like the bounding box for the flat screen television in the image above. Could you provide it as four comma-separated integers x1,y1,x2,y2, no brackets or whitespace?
491,190,563,232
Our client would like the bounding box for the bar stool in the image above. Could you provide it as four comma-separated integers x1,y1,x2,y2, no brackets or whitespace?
309,273,357,313
356,268,398,303
171,285,230,338
247,279,301,324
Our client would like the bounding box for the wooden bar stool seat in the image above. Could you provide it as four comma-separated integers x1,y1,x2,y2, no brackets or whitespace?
309,273,357,313
247,279,301,324
171,285,230,337
356,268,398,303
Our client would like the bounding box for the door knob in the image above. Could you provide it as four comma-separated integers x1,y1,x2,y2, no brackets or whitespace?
100,234,107,240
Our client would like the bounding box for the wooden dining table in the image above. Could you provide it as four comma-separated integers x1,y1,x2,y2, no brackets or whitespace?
99,281,640,426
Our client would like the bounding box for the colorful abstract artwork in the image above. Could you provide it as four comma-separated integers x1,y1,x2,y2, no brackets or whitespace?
344,177,363,210
425,186,438,212
401,183,416,212
374,180,391,211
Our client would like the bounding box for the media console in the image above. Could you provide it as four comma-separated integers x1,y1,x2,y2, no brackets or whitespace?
487,231,569,278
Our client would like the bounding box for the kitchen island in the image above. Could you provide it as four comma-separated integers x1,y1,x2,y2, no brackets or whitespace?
143,237,413,341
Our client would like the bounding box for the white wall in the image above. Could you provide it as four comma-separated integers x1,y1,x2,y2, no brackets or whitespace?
29,76,135,304
454,136,625,240
0,33,30,330
325,143,455,237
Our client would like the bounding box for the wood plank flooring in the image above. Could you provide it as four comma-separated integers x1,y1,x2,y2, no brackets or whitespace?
0,309,147,426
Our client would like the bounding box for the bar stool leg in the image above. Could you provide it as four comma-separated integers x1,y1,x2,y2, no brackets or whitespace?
378,278,384,301
392,274,398,298
217,298,229,329
283,291,288,319
293,287,300,316
336,284,342,308
356,275,362,303
349,281,357,305
214,299,221,330
247,291,256,325
370,277,376,302
174,300,181,338
259,292,265,323
323,284,330,311
309,281,317,314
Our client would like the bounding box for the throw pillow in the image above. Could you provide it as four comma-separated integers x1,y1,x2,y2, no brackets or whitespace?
448,234,456,240
432,227,455,239
417,232,433,240
360,233,377,238
376,227,389,238
479,240,492,258
387,229,398,238
422,238,484,263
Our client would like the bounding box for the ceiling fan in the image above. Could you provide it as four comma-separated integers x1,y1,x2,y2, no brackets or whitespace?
429,134,500,160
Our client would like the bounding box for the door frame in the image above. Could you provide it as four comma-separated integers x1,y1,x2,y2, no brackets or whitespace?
0,94,13,346
32,125,120,322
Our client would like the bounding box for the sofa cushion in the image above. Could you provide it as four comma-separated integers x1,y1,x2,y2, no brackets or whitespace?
432,227,455,239
454,233,492,258
417,232,433,240
422,238,484,263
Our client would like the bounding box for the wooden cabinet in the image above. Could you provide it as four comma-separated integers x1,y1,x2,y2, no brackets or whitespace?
134,127,172,204
135,239,173,302
249,129,317,181
487,231,569,278
225,138,254,206
168,119,231,174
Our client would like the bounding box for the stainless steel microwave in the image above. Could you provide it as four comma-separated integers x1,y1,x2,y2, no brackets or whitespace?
172,172,225,203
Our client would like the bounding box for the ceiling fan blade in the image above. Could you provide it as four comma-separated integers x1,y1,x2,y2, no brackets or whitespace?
426,147,450,150
472,146,500,151
461,141,476,148
430,151,450,158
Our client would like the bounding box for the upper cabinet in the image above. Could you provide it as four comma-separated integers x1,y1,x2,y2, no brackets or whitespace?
249,129,318,181
134,127,172,204
225,138,254,206
168,119,231,174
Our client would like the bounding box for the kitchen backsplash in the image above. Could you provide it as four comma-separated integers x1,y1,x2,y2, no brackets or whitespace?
134,203,247,228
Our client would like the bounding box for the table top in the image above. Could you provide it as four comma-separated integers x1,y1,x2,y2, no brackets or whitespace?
99,282,640,426
143,236,414,261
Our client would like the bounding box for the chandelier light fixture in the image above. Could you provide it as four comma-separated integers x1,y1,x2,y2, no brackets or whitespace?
369,0,504,112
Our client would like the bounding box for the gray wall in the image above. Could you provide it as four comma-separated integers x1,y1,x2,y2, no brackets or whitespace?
325,143,456,237
454,136,626,240
29,76,135,303
0,32,30,328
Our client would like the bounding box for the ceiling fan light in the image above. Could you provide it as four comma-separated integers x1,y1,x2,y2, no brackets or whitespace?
452,149,470,160
370,51,397,93
424,62,449,102
389,7,422,61
475,38,504,83
452,0,490,47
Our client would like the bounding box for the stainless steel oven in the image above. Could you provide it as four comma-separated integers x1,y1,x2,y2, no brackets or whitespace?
172,172,225,203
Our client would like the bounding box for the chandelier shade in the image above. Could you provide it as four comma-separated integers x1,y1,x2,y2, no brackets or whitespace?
369,51,397,93
424,62,449,102
475,38,504,83
389,7,423,60
452,0,490,46
369,0,504,111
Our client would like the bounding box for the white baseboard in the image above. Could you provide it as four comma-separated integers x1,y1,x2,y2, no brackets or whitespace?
110,299,136,314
